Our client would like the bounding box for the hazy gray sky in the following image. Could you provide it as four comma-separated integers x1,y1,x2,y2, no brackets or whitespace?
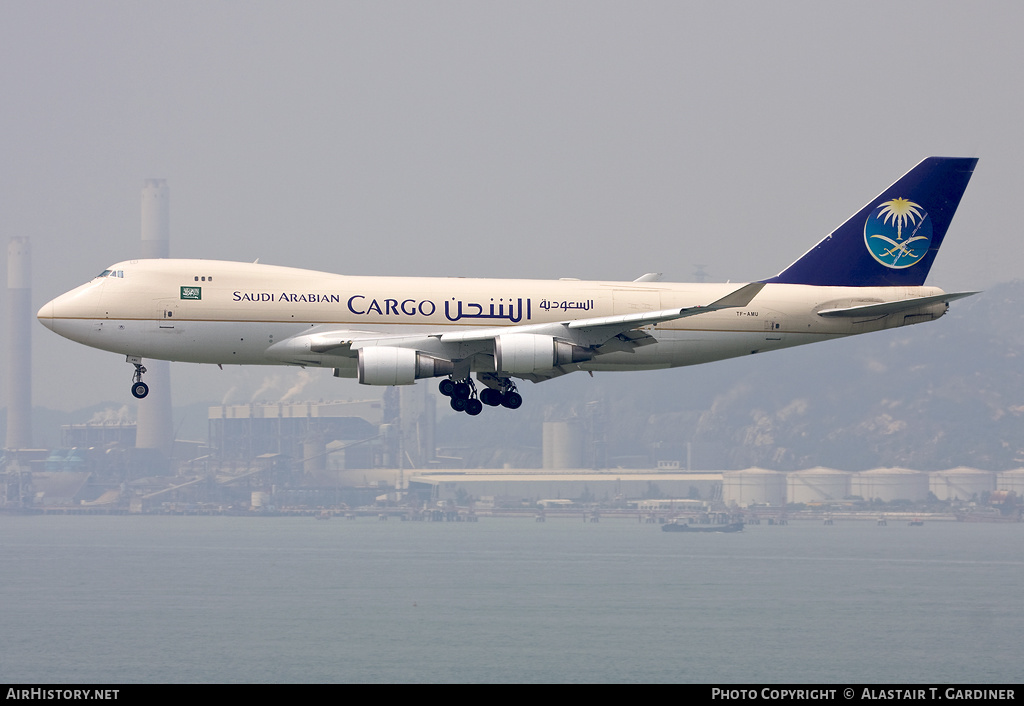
3,1,1021,412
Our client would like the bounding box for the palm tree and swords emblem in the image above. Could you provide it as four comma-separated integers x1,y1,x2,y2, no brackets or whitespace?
864,197,933,269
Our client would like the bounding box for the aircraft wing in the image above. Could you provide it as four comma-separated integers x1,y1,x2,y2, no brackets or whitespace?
817,291,978,318
267,282,765,377
435,281,764,347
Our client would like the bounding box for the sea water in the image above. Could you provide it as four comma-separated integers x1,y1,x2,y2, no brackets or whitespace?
1,515,1021,684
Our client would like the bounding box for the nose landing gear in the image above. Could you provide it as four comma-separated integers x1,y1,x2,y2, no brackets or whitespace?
127,356,149,399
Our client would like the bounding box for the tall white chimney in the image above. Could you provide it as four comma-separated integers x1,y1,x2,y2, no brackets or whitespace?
5,237,32,450
135,180,173,454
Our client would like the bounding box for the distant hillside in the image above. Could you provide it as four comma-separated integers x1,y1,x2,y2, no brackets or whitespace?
684,279,1024,471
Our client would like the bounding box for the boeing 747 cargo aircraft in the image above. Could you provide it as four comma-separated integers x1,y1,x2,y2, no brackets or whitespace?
38,157,977,415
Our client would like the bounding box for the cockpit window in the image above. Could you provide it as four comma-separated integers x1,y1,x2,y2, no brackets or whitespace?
97,270,112,278
95,269,125,278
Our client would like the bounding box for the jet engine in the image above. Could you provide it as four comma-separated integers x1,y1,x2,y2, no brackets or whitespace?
357,346,455,385
494,333,590,374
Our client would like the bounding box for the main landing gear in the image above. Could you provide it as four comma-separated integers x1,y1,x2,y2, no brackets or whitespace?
439,376,522,415
127,356,149,399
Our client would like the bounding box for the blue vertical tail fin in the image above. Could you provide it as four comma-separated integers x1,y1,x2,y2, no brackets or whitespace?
766,157,977,287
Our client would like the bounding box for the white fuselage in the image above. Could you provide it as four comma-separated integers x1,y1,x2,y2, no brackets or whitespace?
38,259,950,378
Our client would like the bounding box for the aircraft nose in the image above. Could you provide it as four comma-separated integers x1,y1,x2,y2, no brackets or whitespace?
37,279,103,335
37,299,55,331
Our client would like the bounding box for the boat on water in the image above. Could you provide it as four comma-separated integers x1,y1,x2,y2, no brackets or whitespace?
662,520,744,533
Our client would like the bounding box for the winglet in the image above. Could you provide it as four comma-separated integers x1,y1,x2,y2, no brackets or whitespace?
707,281,765,309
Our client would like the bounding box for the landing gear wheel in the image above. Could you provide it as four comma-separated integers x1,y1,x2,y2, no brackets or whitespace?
480,388,502,406
447,376,482,413
501,391,523,409
128,358,149,399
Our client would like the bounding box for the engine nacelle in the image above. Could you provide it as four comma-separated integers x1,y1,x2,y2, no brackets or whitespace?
357,347,455,385
494,334,590,374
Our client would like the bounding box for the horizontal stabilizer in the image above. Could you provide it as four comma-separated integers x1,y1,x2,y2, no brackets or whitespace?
817,291,978,317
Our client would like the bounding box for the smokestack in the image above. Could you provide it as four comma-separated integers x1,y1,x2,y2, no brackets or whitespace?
140,179,170,257
5,237,32,449
399,384,436,468
135,180,173,455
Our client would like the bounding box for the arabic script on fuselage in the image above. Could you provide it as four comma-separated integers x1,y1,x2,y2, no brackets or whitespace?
232,291,539,323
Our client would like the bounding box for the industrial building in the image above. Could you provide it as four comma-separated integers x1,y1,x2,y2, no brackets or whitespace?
407,469,722,506
208,401,381,466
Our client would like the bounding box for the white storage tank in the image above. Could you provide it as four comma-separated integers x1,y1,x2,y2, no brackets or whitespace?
929,467,995,501
787,467,851,503
722,468,786,507
852,468,929,502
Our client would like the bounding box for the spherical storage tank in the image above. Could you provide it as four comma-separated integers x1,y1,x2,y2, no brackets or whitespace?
851,468,929,502
787,467,851,504
929,467,995,501
723,468,786,507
